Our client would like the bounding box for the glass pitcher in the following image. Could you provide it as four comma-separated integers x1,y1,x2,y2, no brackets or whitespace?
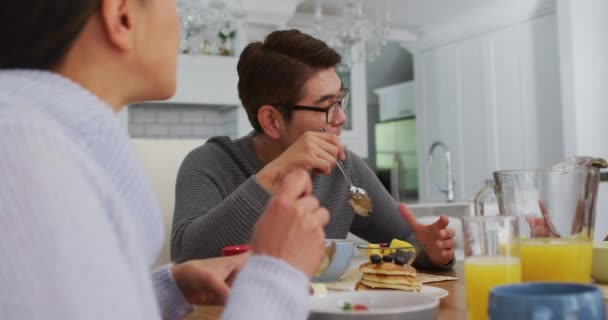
474,157,607,283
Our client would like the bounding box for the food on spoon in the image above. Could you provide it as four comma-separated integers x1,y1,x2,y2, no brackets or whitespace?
349,193,373,217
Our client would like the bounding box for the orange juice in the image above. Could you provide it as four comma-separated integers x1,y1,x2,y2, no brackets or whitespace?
465,256,521,320
520,238,592,283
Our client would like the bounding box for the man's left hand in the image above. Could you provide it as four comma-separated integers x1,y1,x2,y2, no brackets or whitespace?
399,203,455,266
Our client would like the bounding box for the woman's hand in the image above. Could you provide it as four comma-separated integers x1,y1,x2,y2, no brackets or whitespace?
171,253,249,305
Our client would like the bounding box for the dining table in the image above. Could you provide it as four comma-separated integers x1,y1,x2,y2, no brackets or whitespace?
185,261,608,320
187,261,464,320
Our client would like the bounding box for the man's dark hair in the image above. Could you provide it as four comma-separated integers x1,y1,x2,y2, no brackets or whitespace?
237,29,341,132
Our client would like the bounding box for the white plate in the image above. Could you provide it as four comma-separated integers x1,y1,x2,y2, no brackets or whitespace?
309,290,439,320
419,285,449,299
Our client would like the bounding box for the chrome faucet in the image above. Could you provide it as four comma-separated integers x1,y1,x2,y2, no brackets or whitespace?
428,141,455,202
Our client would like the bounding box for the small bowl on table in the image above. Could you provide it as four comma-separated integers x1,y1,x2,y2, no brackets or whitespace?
313,239,355,283
356,243,423,265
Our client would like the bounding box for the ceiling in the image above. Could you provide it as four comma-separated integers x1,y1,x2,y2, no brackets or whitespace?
288,0,555,104
293,0,554,38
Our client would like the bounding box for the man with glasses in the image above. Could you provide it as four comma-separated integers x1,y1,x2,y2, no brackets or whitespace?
171,30,456,271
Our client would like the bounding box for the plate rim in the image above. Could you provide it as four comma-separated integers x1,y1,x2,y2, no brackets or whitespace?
309,290,440,315
420,285,449,299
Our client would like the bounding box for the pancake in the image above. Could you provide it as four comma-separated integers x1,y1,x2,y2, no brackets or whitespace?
355,281,372,291
362,273,421,286
360,279,421,292
359,261,417,276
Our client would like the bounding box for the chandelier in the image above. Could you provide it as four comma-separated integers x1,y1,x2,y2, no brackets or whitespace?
177,0,246,56
312,0,392,70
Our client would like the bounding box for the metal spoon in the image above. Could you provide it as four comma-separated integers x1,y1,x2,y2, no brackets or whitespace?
318,128,373,217
335,160,373,217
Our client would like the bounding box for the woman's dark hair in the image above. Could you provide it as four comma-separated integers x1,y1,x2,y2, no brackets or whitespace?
0,0,100,69
237,29,341,132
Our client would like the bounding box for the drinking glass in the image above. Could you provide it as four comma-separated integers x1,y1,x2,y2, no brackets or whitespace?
475,158,604,283
461,215,521,320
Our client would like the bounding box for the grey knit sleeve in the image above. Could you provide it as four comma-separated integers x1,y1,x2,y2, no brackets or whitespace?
347,152,454,270
171,153,271,262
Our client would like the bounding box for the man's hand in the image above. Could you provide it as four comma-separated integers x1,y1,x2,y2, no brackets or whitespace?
399,203,455,266
256,131,345,193
526,201,561,237
171,253,249,305
252,169,330,278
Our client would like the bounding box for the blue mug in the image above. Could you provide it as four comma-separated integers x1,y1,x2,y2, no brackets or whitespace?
489,283,606,320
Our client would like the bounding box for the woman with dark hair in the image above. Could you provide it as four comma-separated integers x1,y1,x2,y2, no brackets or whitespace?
0,1,329,319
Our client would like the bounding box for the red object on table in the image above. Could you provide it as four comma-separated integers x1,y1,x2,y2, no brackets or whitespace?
221,244,251,256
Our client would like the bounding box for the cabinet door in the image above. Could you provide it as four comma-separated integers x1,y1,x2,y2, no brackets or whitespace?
376,82,416,122
458,37,493,199
399,82,416,118
487,16,563,171
416,44,463,202
415,16,563,202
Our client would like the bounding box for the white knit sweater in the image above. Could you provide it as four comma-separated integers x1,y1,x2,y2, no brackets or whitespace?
0,70,309,320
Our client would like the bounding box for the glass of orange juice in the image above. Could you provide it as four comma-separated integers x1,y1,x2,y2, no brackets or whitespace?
461,216,521,320
520,237,592,283
474,160,604,283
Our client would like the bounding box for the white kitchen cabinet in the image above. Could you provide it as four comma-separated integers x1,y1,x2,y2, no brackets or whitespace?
169,55,253,138
169,55,239,106
374,81,416,122
415,15,564,202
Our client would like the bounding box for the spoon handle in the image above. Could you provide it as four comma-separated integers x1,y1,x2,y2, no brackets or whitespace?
316,128,353,187
335,159,354,187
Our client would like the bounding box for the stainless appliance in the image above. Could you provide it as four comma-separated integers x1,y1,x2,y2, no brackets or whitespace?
374,118,418,201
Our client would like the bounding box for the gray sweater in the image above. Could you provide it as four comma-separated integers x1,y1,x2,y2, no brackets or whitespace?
172,134,448,270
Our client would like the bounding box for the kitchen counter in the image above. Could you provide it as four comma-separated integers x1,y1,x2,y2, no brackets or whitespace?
404,200,473,218
405,200,471,209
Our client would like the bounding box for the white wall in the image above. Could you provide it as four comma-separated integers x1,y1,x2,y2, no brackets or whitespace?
557,0,608,241
132,138,207,266
415,15,564,202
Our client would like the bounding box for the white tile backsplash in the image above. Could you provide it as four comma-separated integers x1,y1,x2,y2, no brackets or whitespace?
129,103,238,139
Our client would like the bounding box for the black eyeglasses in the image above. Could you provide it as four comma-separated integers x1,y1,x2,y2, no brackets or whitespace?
275,89,349,124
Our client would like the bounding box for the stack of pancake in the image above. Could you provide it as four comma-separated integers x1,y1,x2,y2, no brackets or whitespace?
355,261,422,292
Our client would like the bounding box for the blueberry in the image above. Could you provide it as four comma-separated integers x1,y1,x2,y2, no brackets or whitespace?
394,254,406,265
395,249,412,261
382,254,394,262
370,253,382,264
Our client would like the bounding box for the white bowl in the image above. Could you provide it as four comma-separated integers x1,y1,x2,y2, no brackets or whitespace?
312,239,355,283
309,290,439,320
